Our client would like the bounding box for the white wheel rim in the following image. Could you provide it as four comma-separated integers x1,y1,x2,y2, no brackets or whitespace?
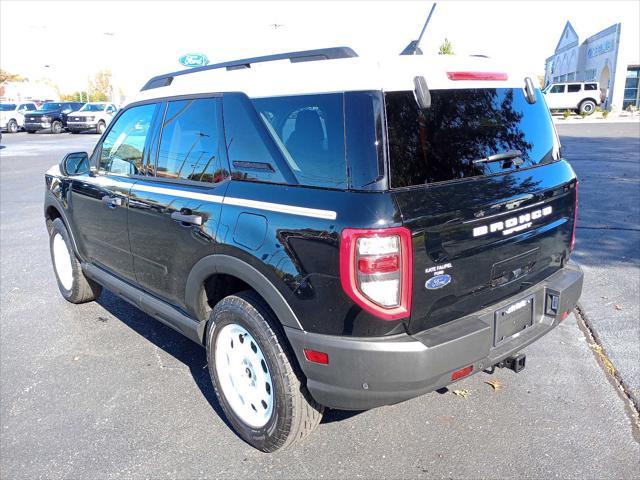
52,233,73,290
215,323,274,428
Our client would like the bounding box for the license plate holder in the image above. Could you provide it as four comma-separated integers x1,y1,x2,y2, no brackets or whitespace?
494,295,535,346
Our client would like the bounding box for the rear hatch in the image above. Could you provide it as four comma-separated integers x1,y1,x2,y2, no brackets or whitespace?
385,86,578,334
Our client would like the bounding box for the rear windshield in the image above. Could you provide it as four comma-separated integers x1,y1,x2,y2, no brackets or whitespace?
385,88,556,188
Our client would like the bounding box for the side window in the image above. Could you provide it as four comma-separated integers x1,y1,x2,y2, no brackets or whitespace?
550,85,565,94
585,83,598,91
99,103,157,175
222,93,289,185
251,93,347,188
567,84,581,93
155,98,224,183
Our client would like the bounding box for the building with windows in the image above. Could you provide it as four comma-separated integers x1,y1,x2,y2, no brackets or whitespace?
544,21,639,111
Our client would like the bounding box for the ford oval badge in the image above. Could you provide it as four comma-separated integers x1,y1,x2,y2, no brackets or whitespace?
179,53,209,68
425,274,451,290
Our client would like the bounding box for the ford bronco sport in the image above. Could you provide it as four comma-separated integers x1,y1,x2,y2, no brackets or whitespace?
45,47,583,452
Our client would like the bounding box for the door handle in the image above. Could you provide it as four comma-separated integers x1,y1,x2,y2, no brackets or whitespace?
102,195,122,207
171,211,202,226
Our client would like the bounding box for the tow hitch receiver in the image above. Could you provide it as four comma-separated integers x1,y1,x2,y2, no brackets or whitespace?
498,353,526,373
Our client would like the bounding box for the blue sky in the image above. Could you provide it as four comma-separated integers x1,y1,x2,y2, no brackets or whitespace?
2,1,638,97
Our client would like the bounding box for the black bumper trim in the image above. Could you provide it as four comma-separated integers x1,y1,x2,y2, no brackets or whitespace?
284,264,583,410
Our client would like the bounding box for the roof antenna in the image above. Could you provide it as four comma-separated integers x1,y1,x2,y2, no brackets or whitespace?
400,3,437,55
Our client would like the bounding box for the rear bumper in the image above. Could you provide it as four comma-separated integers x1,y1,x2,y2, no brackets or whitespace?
285,264,583,410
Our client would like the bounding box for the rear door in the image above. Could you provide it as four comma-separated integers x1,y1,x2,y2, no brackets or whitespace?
567,84,583,108
68,102,159,281
384,87,577,334
127,96,228,313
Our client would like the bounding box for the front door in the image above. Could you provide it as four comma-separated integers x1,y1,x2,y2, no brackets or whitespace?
68,102,160,281
127,97,228,312
545,84,566,109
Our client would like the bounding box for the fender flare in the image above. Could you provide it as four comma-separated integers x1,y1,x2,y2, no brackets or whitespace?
44,194,84,260
185,254,303,338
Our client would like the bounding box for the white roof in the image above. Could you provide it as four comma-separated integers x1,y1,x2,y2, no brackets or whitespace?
131,54,535,105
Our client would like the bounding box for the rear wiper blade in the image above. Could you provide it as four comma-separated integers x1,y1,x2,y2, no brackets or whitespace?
472,150,523,166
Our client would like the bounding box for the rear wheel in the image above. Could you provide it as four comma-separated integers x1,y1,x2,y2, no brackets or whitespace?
579,99,596,115
7,119,18,133
207,291,323,452
48,218,102,303
51,121,63,134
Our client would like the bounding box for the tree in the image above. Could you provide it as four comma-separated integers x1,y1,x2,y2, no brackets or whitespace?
438,38,454,55
0,69,26,83
88,69,113,102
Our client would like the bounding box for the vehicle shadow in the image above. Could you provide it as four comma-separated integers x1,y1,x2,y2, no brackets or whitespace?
96,290,232,430
96,289,362,427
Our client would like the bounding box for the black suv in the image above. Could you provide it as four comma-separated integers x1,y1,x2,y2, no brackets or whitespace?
25,102,84,134
45,48,583,452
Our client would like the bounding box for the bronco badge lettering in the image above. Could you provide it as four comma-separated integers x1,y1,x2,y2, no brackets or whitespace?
473,206,553,238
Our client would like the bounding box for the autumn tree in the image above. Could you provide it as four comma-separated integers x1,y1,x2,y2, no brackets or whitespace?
438,38,454,55
88,69,113,101
0,69,26,83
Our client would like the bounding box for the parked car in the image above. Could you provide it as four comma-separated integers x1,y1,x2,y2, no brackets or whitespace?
543,81,601,115
66,102,118,134
45,48,582,452
23,102,85,133
0,102,38,133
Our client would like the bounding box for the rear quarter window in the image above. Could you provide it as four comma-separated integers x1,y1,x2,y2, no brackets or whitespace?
385,88,556,188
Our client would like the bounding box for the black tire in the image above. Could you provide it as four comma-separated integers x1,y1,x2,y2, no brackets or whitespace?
51,121,63,134
27,130,36,134
70,130,79,134
579,99,596,115
7,119,18,134
96,121,106,134
48,218,102,303
207,291,323,452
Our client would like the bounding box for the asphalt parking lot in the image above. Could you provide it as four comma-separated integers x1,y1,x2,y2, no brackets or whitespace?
1,127,639,478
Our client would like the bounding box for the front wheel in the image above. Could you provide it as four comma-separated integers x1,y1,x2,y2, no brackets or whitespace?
96,121,106,134
579,99,596,115
51,121,63,134
48,218,102,303
207,291,323,452
7,120,18,133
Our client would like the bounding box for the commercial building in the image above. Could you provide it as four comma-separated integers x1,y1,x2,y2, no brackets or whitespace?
544,21,639,111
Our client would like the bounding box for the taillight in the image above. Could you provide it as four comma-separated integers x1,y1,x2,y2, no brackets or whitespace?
340,227,412,320
447,71,508,81
570,181,579,252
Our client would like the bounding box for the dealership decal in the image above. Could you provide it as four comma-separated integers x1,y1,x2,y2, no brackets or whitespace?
473,206,552,238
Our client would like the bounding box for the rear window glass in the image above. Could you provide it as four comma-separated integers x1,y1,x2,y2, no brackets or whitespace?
585,83,598,90
568,84,581,92
385,89,556,188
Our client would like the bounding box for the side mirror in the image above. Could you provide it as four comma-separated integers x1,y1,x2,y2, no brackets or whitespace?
524,77,537,104
60,152,89,176
414,76,431,110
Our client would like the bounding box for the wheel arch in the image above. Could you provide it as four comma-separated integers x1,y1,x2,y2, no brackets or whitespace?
44,199,82,259
186,255,304,343
578,97,598,108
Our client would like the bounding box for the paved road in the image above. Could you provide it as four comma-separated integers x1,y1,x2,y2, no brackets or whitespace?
558,122,640,408
1,131,638,479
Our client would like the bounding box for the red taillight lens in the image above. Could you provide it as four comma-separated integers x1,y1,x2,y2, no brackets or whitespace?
340,227,413,321
451,365,474,381
570,181,579,252
304,349,329,365
357,254,400,274
447,71,509,81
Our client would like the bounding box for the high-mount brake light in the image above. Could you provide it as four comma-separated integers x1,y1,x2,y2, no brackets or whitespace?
340,227,413,320
447,71,509,81
570,181,579,252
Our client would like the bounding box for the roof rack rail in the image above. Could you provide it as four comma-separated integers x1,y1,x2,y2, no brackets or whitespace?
141,46,358,91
